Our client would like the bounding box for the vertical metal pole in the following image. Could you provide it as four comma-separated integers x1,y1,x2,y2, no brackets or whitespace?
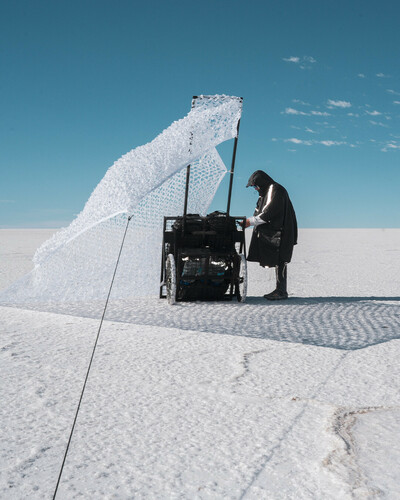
226,111,242,216
182,150,191,233
182,154,191,218
182,97,197,227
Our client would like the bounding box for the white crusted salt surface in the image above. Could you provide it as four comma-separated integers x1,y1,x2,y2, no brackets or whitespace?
1,228,400,498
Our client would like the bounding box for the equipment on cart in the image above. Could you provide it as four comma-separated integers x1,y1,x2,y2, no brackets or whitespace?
160,95,247,304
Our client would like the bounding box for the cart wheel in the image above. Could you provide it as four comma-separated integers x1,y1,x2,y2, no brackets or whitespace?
166,254,177,305
235,253,247,303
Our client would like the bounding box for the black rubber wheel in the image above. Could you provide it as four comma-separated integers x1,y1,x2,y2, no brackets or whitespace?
166,254,177,305
235,254,247,302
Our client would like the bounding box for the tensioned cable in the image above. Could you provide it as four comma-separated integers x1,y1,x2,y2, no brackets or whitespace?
52,215,132,499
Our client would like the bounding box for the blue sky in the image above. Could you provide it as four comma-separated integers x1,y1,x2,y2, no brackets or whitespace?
1,0,399,228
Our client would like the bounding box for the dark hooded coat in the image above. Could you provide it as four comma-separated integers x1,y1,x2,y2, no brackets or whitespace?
246,170,298,267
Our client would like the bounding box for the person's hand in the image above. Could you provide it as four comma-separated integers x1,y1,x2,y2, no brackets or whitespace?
244,218,251,228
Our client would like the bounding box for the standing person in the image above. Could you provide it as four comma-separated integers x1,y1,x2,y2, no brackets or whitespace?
245,170,298,300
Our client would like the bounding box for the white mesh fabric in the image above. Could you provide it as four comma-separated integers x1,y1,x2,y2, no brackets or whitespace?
0,95,242,304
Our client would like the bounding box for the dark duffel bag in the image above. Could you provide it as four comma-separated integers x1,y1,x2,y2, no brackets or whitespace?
172,214,207,248
206,211,237,233
206,211,237,251
172,214,205,233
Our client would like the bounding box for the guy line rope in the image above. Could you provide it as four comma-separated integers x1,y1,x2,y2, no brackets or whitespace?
52,215,132,499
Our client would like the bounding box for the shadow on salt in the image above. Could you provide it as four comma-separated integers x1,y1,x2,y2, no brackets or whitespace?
13,294,400,351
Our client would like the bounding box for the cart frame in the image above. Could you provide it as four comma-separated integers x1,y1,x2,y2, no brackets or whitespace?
160,214,247,302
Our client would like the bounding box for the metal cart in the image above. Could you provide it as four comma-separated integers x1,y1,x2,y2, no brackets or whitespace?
159,95,247,304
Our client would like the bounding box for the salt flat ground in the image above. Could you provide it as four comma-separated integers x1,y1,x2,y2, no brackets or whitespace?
1,228,400,499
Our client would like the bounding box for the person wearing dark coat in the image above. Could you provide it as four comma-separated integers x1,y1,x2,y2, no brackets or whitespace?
245,170,298,300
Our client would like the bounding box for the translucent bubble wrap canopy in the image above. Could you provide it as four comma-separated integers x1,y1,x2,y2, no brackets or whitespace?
0,95,243,304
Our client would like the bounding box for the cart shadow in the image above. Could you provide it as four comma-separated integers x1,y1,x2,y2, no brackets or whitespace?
9,295,400,351
104,295,400,351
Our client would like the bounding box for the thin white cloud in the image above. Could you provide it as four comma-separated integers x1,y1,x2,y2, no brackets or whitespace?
283,107,331,117
358,73,366,78
283,56,300,63
319,140,346,147
305,127,317,134
282,138,346,147
292,99,311,106
394,101,400,105
311,110,331,116
0,199,15,203
284,138,312,145
387,89,400,95
314,122,336,130
283,56,317,69
369,120,388,128
283,107,308,116
365,110,382,116
376,73,389,78
381,142,400,152
347,112,360,117
327,99,352,108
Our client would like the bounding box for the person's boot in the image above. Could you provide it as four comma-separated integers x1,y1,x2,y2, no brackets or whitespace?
264,289,288,300
264,263,288,300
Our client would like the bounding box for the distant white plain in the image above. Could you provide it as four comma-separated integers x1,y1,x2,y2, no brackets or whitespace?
1,228,399,498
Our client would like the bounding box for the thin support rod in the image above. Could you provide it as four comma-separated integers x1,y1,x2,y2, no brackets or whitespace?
183,96,195,229
183,96,197,219
226,117,241,216
183,164,191,219
52,215,132,499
